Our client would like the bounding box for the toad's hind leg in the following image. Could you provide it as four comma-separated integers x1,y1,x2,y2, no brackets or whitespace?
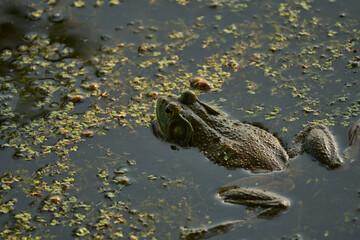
289,124,342,168
219,187,290,218
180,187,289,239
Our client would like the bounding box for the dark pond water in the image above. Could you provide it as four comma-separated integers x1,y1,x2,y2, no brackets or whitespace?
0,0,359,239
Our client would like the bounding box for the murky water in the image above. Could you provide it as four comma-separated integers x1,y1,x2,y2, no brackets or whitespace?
0,0,359,239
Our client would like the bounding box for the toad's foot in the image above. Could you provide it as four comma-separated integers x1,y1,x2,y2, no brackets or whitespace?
180,218,250,240
289,124,342,168
219,187,290,218
180,187,289,239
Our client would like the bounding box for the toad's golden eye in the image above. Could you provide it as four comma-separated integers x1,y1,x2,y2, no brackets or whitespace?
165,106,173,117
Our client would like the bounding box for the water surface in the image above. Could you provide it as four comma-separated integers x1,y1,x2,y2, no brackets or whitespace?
0,0,359,239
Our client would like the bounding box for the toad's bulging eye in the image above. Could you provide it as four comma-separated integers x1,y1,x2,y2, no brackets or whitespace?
165,106,174,117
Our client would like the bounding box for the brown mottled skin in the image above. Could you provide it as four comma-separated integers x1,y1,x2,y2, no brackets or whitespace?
288,124,342,168
154,91,342,173
180,99,288,173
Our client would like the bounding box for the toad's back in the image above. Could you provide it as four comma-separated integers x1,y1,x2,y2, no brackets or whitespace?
180,99,289,173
